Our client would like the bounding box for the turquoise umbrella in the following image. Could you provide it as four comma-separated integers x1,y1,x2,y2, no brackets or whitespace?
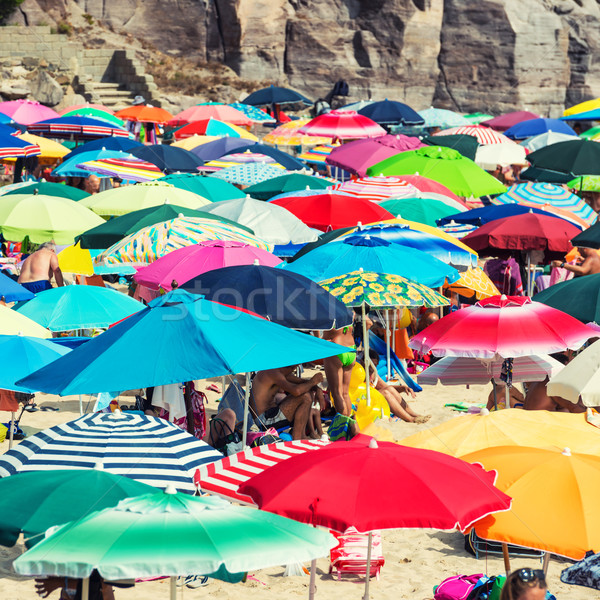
155,172,245,201
14,285,144,331
229,102,276,123
418,107,471,129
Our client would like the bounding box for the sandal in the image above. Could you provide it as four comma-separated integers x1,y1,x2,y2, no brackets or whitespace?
24,405,39,412
40,406,59,412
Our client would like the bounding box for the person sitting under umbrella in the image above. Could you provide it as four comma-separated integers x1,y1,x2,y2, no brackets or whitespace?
551,246,600,277
500,568,547,600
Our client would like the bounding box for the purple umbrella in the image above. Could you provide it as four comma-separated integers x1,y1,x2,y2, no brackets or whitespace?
190,136,253,161
480,111,540,132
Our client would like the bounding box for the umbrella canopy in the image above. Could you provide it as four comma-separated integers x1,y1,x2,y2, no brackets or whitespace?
28,116,128,140
0,469,153,548
1,181,89,201
535,275,600,324
77,156,164,182
446,266,500,299
13,489,336,581
318,270,448,308
434,125,511,145
572,221,600,250
246,172,330,200
527,139,600,177
367,146,507,198
60,107,124,128
14,133,68,162
467,446,600,559
16,289,348,395
220,143,306,171
184,135,252,161
418,107,471,129
329,175,420,201
168,104,252,127
55,148,138,178
239,436,511,534
263,119,332,147
114,105,174,124
0,411,221,493
461,212,580,260
172,118,258,141
568,175,600,192
480,110,540,131
64,137,142,158
242,85,312,107
519,165,575,184
0,305,50,338
56,243,94,276
200,196,318,245
183,264,352,330
271,192,394,232
129,144,203,174
95,216,269,266
0,132,40,159
0,334,70,393
564,98,600,116
379,173,464,203
521,130,580,152
80,181,210,218
284,234,459,287
14,285,144,331
154,172,245,201
228,102,276,123
0,99,58,125
474,142,527,170
0,193,103,244
409,294,595,359
378,197,460,227
504,118,576,139
209,163,287,186
422,134,479,161
298,110,386,140
0,272,33,303
463,112,495,124
134,240,281,291
357,99,424,126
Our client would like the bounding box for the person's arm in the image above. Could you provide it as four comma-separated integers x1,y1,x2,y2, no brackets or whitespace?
551,258,593,276
49,253,65,286
273,371,323,397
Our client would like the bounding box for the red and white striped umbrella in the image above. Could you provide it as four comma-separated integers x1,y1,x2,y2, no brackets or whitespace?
329,176,420,200
435,125,511,146
196,440,329,504
298,110,386,140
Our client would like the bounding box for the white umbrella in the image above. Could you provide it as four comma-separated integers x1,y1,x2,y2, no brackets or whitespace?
475,142,528,170
520,131,580,152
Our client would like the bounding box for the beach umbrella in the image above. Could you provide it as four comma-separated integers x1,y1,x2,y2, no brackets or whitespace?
572,221,600,250
527,139,600,177
561,108,600,121
245,172,330,200
77,156,164,182
56,243,94,276
299,110,386,140
228,102,276,123
434,125,511,145
445,266,500,300
15,289,348,396
134,240,281,292
417,107,470,129
61,136,141,158
0,469,153,549
0,193,103,244
13,285,144,331
242,85,312,107
114,105,174,124
28,116,129,140
298,143,339,165
579,126,600,140
379,173,465,204
357,99,424,126
474,142,527,170
80,181,210,218
184,136,253,161
568,175,600,192
129,144,204,174
263,119,332,147
520,130,580,152
504,118,576,139
182,264,352,330
94,216,269,266
59,104,114,115
329,175,420,201
209,163,287,186
220,143,306,171
168,104,252,127
401,410,600,457
284,234,458,287
172,118,258,141
0,132,40,158
463,112,494,124
564,98,600,116
0,411,222,493
422,134,479,161
0,272,33,303
0,99,58,125
0,305,50,338
154,172,245,201
60,107,124,128
378,197,461,227
467,446,600,560
367,145,507,198
13,133,68,162
480,111,540,131
56,149,140,178
1,181,89,201
200,196,318,245
519,165,575,184
409,294,595,359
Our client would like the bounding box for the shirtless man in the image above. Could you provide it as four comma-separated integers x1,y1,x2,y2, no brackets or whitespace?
551,247,600,277
18,241,64,293
251,366,323,440
523,376,585,412
84,174,101,195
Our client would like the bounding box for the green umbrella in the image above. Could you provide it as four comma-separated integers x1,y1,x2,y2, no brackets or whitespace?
14,488,336,599
0,193,104,244
76,203,252,249
245,172,331,200
0,469,153,549
520,166,574,184
61,107,125,128
1,181,90,201
579,126,600,140
568,175,600,192
379,197,460,227
367,145,506,198
463,112,494,124
527,139,600,177
80,181,212,217
421,134,479,161
571,221,600,250
155,172,245,202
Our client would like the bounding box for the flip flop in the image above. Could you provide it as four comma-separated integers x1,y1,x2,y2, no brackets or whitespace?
206,384,221,393
24,405,39,412
40,406,59,412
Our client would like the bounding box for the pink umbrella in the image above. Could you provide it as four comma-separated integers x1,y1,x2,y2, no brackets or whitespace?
481,111,540,132
329,176,420,200
298,110,386,140
0,100,59,125
325,134,424,176
133,240,281,291
409,294,596,359
168,104,253,127
434,125,511,145
387,174,467,207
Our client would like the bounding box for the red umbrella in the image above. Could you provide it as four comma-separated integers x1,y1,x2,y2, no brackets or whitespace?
481,110,540,132
271,192,394,231
298,110,386,140
167,104,252,127
409,294,595,359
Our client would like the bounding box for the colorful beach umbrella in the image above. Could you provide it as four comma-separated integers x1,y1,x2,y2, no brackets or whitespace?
434,125,511,145
64,136,142,158
445,266,500,299
245,172,330,200
14,133,68,162
480,111,540,131
0,99,58,125
77,156,164,182
155,172,245,201
56,148,140,179
379,173,464,204
527,139,600,177
1,181,89,201
298,143,338,164
57,243,94,276
168,103,252,127
28,116,129,139
0,305,50,338
59,103,114,115
329,175,420,201
564,98,600,116
0,132,40,159
418,107,470,129
114,105,174,124
129,144,204,174
60,107,124,128
219,143,306,171
299,110,386,140
184,136,253,161
357,99,424,126
463,112,494,124
209,163,287,186
0,272,33,303
228,102,276,123
504,118,576,139
568,175,600,192
263,119,332,147
534,274,600,324
378,197,461,227
172,118,257,141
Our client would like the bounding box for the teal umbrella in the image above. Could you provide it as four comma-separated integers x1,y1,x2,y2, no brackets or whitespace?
14,285,143,331
155,172,245,201
378,197,460,227
1,181,89,201
245,172,331,200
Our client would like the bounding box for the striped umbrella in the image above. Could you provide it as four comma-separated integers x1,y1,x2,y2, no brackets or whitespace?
199,152,278,174
494,182,597,227
298,143,339,164
77,157,164,182
28,116,129,139
209,163,288,186
298,110,386,140
168,103,252,127
434,125,511,145
0,132,40,158
95,216,272,266
0,412,222,494
329,175,420,201
418,107,471,129
229,102,276,123
197,440,329,504
263,119,332,146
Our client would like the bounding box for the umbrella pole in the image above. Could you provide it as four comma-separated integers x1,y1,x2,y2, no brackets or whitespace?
491,378,498,411
309,559,317,600
183,383,195,436
362,303,371,407
82,577,89,600
362,531,373,600
504,384,509,410
79,395,83,416
242,372,251,448
8,411,14,449
502,542,511,577
385,311,391,382
170,575,177,600
526,252,531,297
542,551,551,575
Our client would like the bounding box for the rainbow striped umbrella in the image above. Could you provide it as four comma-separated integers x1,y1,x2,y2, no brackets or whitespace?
494,182,597,227
434,125,511,145
263,119,332,147
298,143,339,164
95,216,272,266
209,163,288,186
77,157,164,182
329,176,420,201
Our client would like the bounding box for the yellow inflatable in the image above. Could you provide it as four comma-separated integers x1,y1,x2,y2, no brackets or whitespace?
349,362,366,395
348,363,391,429
397,307,412,329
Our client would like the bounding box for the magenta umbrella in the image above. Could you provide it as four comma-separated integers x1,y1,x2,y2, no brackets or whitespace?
133,240,281,291
325,134,424,176
0,100,59,125
480,110,540,132
298,110,386,141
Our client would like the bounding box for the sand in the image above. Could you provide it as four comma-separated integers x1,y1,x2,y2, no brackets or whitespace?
0,381,590,600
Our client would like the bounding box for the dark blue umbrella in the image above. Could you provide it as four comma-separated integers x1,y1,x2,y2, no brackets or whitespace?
242,85,312,107
437,204,571,227
130,144,203,173
182,264,352,330
189,136,251,161
358,99,424,126
222,143,306,171
504,118,577,140
0,272,34,303
63,137,142,159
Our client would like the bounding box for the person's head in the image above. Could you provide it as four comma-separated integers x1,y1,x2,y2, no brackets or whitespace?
579,246,594,258
38,241,56,253
112,177,123,189
371,320,385,338
500,568,547,600
416,309,439,333
357,349,379,367
84,174,100,194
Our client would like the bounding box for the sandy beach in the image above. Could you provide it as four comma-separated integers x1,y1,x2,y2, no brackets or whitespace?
0,381,588,600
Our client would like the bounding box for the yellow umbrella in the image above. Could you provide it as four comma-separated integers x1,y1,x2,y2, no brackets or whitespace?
0,304,50,338
57,243,94,276
563,98,600,117
2,134,69,165
171,136,220,150
445,266,499,299
466,445,600,559
263,119,332,146
224,123,258,141
400,409,600,457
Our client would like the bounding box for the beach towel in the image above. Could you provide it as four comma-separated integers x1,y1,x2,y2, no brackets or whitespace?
153,383,186,421
483,257,524,296
561,551,600,590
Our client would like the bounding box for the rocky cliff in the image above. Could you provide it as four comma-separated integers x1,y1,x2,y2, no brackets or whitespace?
8,0,600,115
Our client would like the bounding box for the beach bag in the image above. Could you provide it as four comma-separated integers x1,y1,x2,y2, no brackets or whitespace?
434,573,484,600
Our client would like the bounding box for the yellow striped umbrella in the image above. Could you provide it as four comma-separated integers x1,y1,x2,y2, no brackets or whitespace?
263,120,333,147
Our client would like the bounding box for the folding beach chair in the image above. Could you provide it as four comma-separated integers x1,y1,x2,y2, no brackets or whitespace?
329,527,385,581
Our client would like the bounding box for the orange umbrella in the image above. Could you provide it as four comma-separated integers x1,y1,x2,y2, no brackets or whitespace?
115,106,174,124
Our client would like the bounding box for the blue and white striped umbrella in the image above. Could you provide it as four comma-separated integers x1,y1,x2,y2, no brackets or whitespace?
0,412,222,494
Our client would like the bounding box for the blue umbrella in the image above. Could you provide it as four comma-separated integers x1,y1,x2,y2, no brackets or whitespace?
16,289,348,396
437,204,573,227
53,149,135,178
561,108,600,121
242,85,312,107
417,107,470,129
222,143,306,171
0,272,34,303
182,264,352,330
63,137,142,159
0,132,40,158
28,116,129,140
504,118,577,140
358,99,424,126
153,172,245,201
130,144,203,173
13,285,144,332
189,136,252,162
282,235,459,287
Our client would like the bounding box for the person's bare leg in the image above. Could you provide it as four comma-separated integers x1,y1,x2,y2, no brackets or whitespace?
280,393,312,440
202,408,236,447
341,365,354,415
380,385,429,423
323,356,348,415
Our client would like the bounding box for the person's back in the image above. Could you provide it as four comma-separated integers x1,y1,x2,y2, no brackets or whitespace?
18,242,64,293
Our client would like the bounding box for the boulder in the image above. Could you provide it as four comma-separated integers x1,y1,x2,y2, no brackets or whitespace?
30,70,64,106
0,82,30,100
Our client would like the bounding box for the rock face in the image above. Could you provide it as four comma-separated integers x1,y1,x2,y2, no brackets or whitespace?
30,69,64,105
10,0,600,113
